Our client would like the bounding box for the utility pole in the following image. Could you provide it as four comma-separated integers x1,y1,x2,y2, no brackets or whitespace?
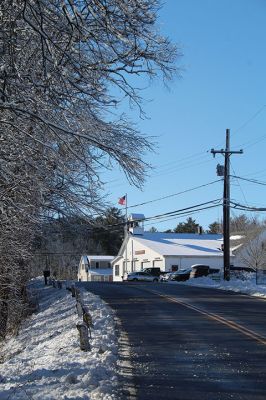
211,129,243,280
124,194,128,276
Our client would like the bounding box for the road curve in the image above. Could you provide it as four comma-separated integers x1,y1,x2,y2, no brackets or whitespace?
81,282,266,400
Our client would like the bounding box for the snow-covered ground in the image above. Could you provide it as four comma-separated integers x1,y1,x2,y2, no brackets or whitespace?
174,273,266,298
1,274,265,400
0,278,120,400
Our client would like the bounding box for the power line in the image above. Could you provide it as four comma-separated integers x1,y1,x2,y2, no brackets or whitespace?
148,104,265,181
213,104,266,149
152,151,206,170
232,105,266,136
234,132,266,151
105,106,266,192
127,179,223,209
149,156,210,179
144,205,217,228
242,167,266,179
145,203,221,223
104,198,222,229
230,163,249,206
230,201,266,212
230,162,258,223
107,155,211,189
37,199,223,237
131,199,222,223
231,175,266,186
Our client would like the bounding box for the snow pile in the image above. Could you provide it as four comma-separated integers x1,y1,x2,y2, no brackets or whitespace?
179,273,266,298
0,278,119,400
230,235,244,240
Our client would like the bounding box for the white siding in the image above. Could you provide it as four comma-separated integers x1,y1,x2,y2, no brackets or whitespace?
141,260,152,269
153,259,164,269
164,256,224,271
112,237,164,281
112,259,124,281
78,260,88,281
78,255,114,281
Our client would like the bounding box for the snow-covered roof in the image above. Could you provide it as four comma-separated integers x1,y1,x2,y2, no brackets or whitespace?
132,232,224,257
231,243,243,252
87,255,114,261
128,213,145,221
88,269,113,276
230,235,244,240
80,255,114,264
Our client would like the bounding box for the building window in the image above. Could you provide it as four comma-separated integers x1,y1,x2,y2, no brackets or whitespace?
108,262,111,268
115,265,120,276
95,262,99,269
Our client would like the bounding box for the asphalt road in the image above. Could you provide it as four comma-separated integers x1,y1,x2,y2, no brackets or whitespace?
80,282,266,400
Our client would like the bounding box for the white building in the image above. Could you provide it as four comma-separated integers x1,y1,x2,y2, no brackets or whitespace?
78,255,114,282
112,214,229,282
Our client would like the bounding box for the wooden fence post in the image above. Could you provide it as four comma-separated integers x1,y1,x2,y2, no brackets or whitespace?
76,300,83,317
82,305,93,338
75,288,81,300
71,284,76,297
76,321,90,351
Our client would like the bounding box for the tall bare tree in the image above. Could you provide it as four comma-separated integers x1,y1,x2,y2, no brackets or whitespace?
236,228,266,270
0,0,180,338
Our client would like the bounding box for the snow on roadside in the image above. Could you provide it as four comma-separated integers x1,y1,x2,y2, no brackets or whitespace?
173,273,266,298
0,278,119,400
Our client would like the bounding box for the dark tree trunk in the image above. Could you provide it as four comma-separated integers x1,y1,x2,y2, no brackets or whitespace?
0,299,8,340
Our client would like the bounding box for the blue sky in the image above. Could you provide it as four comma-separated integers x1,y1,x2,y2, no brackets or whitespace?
103,0,266,231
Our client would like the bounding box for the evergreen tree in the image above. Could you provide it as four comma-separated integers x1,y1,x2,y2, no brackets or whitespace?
93,208,125,255
174,217,199,233
207,221,222,234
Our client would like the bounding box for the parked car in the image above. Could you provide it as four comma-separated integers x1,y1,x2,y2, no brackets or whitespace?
142,267,163,276
208,267,221,274
230,265,256,273
189,264,220,279
126,272,159,282
169,269,191,282
230,265,256,280
189,264,210,278
159,272,173,282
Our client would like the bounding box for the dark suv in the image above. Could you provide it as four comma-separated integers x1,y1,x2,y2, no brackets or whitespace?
170,269,191,282
190,264,220,278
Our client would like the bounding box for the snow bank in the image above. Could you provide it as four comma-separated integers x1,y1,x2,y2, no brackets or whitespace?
174,273,266,298
0,278,119,400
